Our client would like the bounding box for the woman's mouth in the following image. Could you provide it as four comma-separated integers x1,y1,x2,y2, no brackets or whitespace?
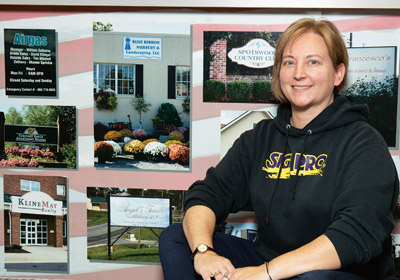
293,86,312,90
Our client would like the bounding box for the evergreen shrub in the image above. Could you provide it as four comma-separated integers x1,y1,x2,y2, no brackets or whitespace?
252,81,272,102
156,103,183,127
204,80,225,102
227,81,250,102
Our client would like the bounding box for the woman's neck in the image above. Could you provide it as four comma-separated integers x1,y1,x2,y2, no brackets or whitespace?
289,95,334,129
290,113,313,129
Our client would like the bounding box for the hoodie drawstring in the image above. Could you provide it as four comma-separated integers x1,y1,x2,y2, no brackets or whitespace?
291,130,312,200
265,126,312,224
265,124,291,224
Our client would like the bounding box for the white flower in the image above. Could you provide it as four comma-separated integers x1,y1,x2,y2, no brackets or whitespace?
143,142,169,161
104,140,122,157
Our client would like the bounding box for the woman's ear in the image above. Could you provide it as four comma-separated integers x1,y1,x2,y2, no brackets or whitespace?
334,63,345,86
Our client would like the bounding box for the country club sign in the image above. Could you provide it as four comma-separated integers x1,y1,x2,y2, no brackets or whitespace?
228,38,275,69
12,191,62,216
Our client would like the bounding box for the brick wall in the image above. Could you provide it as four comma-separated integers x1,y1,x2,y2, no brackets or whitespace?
55,215,64,247
100,202,108,210
4,175,67,247
48,215,64,247
4,175,67,200
4,211,9,246
209,39,272,85
11,212,21,245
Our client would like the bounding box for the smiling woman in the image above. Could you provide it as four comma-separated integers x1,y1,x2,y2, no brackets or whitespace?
160,18,399,280
278,32,345,128
272,18,348,129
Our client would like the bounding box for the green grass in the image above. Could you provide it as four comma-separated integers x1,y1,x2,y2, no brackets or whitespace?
88,243,160,263
87,210,164,240
87,210,108,226
87,210,164,263
127,228,163,241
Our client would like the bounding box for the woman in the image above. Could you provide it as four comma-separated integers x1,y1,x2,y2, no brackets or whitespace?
159,18,399,280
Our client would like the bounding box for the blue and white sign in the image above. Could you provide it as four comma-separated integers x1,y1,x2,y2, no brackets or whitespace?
123,36,162,60
110,196,170,228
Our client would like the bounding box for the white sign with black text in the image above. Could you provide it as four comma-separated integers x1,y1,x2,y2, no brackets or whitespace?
110,196,170,228
11,191,62,216
347,47,396,86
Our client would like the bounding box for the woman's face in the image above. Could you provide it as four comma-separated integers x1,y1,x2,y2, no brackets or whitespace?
279,32,345,114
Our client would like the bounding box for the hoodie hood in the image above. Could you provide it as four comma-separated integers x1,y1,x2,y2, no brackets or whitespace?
274,95,369,135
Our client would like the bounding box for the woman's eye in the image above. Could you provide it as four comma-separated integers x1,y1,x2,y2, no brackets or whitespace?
309,60,318,65
283,61,294,66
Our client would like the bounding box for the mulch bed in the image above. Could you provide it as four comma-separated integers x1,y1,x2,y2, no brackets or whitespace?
5,247,30,253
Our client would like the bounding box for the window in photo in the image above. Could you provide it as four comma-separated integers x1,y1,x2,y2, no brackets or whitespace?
20,179,40,192
93,64,135,95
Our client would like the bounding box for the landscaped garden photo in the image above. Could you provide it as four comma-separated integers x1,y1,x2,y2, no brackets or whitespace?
94,102,190,171
0,105,77,169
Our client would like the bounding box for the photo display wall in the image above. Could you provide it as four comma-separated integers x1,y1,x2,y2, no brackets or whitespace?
0,7,400,280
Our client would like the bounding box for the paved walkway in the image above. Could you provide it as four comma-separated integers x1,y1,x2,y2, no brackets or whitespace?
5,246,68,272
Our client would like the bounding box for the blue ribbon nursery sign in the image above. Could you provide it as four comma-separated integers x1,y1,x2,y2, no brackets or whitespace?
122,36,162,60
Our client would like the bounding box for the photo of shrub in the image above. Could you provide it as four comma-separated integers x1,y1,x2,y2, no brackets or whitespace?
203,31,281,103
0,105,77,169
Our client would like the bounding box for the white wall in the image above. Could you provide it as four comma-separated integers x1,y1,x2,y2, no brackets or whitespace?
93,32,191,132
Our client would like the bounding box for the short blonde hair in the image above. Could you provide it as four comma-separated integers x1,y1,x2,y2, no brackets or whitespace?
272,18,348,103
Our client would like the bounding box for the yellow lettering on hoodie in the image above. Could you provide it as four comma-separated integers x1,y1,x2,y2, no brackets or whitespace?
262,152,327,179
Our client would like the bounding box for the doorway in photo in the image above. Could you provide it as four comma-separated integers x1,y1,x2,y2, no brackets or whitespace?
3,174,68,273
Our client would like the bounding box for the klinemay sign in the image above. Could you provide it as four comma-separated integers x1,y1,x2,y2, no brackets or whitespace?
11,191,62,216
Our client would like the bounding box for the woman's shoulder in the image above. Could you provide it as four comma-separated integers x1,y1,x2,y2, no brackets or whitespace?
343,120,389,150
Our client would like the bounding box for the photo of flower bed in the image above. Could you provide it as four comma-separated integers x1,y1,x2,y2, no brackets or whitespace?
94,127,190,171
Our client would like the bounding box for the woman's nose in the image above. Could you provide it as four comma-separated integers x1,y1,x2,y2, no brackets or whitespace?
294,64,306,80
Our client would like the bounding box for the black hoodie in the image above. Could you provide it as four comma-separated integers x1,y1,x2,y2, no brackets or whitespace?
185,96,399,279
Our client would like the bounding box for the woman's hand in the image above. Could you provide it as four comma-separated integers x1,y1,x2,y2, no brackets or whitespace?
226,265,268,280
194,251,235,280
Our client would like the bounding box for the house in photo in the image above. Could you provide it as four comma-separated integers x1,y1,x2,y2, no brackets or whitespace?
220,110,275,159
3,175,67,248
93,30,190,136
87,196,108,211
